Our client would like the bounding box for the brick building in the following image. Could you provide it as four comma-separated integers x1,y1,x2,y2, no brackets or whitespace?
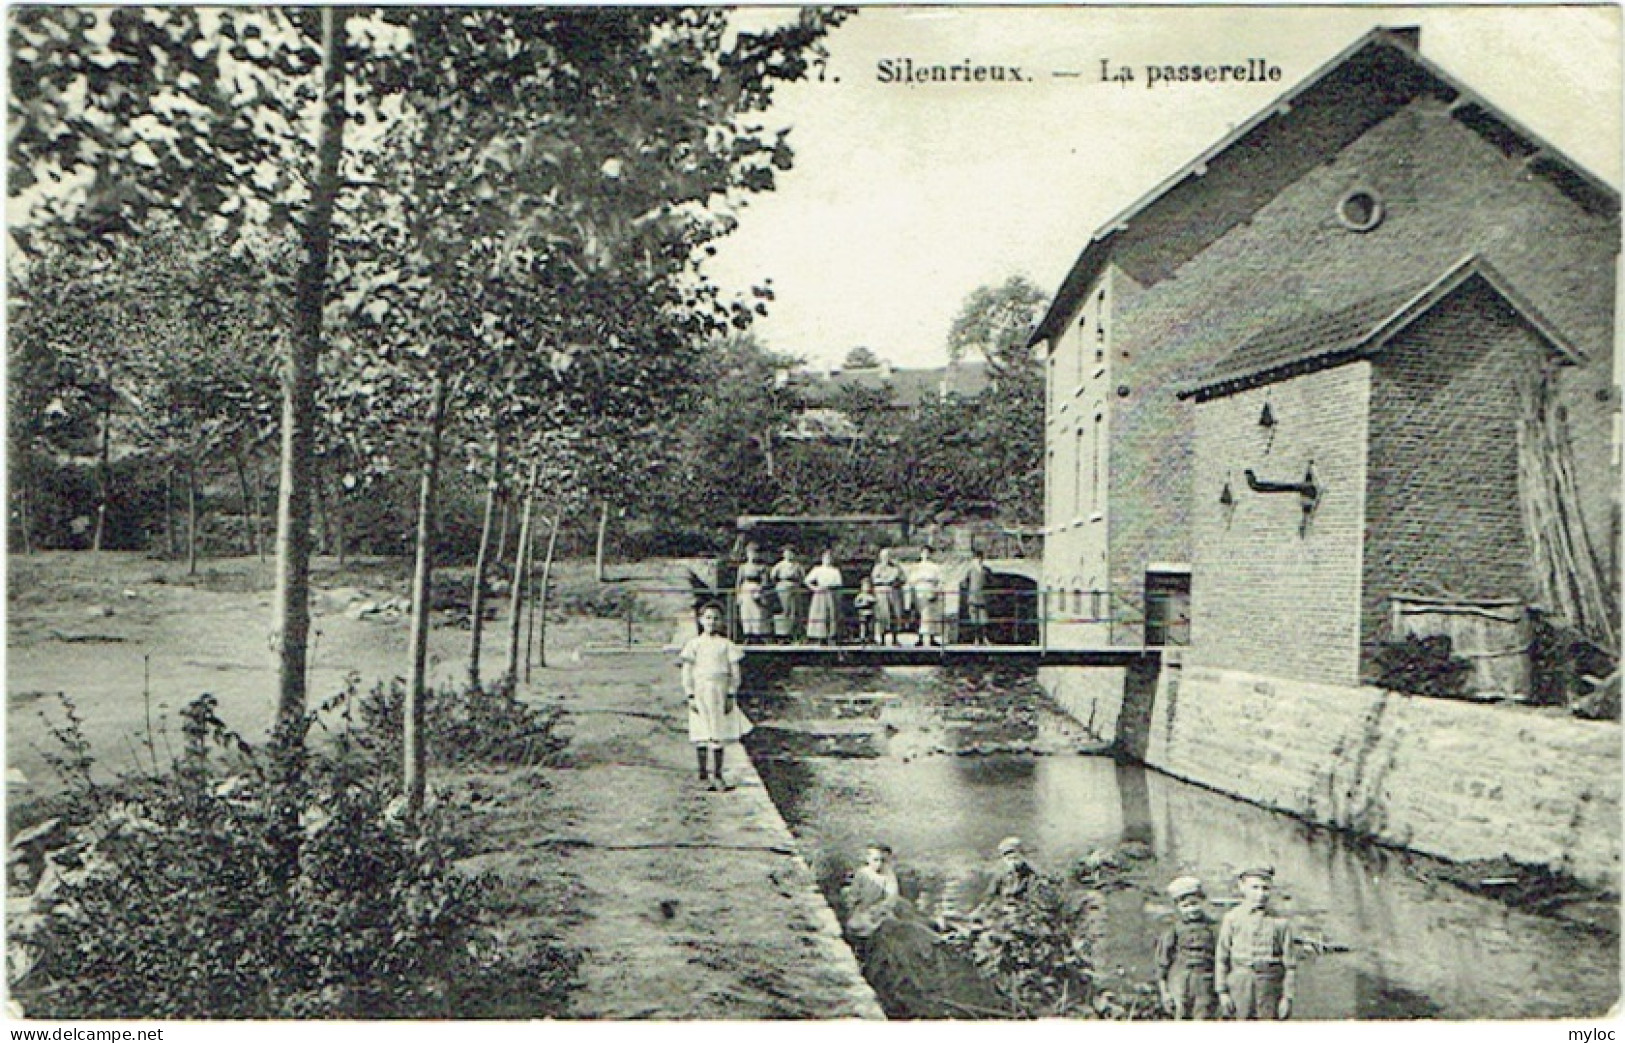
1029,26,1619,670
1181,256,1586,686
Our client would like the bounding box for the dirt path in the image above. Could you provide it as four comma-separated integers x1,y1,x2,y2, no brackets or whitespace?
8,551,883,1019
453,644,883,1019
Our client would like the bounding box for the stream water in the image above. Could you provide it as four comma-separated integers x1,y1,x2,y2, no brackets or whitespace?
742,665,1619,1020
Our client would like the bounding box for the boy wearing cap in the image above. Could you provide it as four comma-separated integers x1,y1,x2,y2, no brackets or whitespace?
1215,865,1297,1020
1155,876,1219,1019
968,837,1038,920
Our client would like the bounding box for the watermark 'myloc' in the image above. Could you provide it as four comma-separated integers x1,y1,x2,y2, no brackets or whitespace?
1570,1030,1617,1042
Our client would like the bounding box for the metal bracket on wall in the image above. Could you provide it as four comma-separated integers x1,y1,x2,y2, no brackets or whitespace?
1243,464,1319,535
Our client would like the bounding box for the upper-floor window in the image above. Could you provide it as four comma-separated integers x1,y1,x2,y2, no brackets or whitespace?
1073,426,1085,516
1091,412,1103,509
1075,314,1087,385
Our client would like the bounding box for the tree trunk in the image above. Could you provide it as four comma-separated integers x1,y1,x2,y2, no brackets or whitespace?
330,447,347,565
18,474,33,555
253,450,269,563
468,428,507,687
595,499,611,582
493,495,511,579
506,460,541,683
528,510,560,677
405,370,450,819
270,5,348,876
92,398,111,552
312,463,331,557
235,452,260,559
186,459,199,576
164,466,178,558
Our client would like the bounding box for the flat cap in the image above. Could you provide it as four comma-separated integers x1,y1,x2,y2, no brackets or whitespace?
1166,875,1205,900
997,836,1024,855
1236,864,1276,882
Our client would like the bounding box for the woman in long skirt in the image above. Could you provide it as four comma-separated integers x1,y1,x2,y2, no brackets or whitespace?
912,546,944,646
770,547,805,642
679,603,751,791
735,543,770,641
804,549,844,645
870,549,905,645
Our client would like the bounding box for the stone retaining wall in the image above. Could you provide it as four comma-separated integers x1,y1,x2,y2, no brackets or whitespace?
1041,661,1621,889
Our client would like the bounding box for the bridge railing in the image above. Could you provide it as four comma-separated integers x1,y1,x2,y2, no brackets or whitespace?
670,584,1186,649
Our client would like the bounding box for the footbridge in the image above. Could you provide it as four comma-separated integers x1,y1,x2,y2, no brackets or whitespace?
737,642,1155,669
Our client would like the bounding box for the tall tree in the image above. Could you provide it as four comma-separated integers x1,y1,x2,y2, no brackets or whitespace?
9,6,851,827
947,275,1048,379
11,8,369,867
843,345,883,369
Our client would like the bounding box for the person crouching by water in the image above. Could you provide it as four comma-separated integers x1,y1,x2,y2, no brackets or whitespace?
735,542,771,643
804,549,843,646
1156,875,1219,1020
965,836,1039,921
841,842,901,957
1216,865,1297,1020
678,603,750,791
770,546,804,644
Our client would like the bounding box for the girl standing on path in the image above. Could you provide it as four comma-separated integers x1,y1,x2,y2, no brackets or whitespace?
804,549,844,645
678,603,751,791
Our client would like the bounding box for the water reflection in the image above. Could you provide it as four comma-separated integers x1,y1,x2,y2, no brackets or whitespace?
745,666,1619,1020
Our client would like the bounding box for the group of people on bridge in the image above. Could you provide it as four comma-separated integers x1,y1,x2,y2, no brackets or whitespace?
733,543,993,647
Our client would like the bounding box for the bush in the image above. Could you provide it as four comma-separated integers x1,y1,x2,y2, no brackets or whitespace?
1529,613,1618,717
338,675,570,777
1371,635,1473,699
9,692,576,1019
550,581,655,623
939,866,1102,1017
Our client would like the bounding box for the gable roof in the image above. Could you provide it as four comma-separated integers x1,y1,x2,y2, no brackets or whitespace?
1030,25,1620,349
1177,253,1585,401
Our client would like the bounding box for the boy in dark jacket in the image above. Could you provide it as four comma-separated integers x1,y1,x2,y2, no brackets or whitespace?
1155,875,1219,1019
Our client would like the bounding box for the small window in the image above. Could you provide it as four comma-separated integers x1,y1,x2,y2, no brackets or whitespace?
1337,188,1384,232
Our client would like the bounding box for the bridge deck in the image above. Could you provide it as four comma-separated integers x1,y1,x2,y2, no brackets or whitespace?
738,643,1156,668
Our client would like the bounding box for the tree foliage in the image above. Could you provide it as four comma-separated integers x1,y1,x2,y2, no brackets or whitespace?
947,274,1047,377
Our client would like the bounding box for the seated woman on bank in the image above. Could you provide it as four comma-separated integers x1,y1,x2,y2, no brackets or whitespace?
842,842,903,942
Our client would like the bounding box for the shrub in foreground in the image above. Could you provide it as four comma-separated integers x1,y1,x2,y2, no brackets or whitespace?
9,693,575,1019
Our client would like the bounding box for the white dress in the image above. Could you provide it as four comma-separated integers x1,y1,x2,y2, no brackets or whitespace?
804,564,844,640
912,560,944,637
679,633,750,747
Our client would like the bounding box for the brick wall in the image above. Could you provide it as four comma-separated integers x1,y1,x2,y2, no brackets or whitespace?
1191,363,1371,685
1087,94,1617,647
1362,283,1541,661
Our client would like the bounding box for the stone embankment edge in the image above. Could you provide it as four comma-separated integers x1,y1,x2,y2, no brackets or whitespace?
1041,656,1621,890
667,612,885,1020
730,701,887,1019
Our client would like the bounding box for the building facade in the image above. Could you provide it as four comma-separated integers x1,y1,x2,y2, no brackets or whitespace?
1032,26,1619,662
1183,258,1586,687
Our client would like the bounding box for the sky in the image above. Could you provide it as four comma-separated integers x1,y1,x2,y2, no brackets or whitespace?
705,5,1622,371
